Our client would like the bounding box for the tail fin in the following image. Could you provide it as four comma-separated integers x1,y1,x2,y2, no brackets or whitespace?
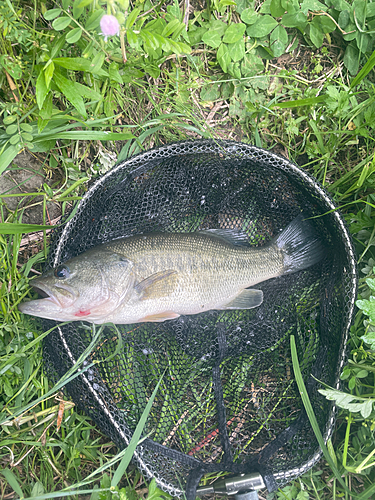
274,214,325,274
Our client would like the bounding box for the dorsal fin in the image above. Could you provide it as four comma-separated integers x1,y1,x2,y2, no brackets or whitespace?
198,228,249,246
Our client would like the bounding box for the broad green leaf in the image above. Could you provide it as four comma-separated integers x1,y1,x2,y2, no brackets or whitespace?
353,0,366,26
78,0,94,6
21,132,33,142
356,297,375,322
161,18,181,37
188,25,206,45
3,115,17,124
240,8,258,25
66,27,83,43
281,11,308,28
270,0,285,17
270,25,288,57
36,70,48,109
260,0,272,14
202,31,222,48
44,8,62,20
50,35,66,59
300,0,327,14
217,43,231,73
208,19,228,36
309,23,324,48
90,51,106,73
356,32,370,54
200,84,221,101
141,30,160,50
313,14,336,33
223,23,246,43
344,43,360,75
361,331,375,349
32,137,55,151
53,57,90,71
366,278,375,291
338,10,350,29
343,23,358,41
329,0,350,9
167,39,191,54
53,72,87,118
39,93,53,120
9,135,20,145
52,16,72,31
361,399,373,419
319,388,374,419
127,29,139,47
6,124,18,135
73,0,84,19
228,38,245,62
85,9,103,30
20,123,33,132
31,482,45,497
109,62,123,84
246,15,278,37
53,57,109,76
240,52,264,77
126,7,141,29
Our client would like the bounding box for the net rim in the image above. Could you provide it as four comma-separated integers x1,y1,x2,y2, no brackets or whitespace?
48,139,358,493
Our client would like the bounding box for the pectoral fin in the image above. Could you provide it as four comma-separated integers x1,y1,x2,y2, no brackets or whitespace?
219,289,263,310
135,270,178,300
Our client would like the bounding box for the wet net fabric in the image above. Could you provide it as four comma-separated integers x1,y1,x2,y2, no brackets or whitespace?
42,140,357,497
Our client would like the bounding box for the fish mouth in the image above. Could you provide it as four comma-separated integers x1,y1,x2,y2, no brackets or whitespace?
19,282,77,320
31,281,76,308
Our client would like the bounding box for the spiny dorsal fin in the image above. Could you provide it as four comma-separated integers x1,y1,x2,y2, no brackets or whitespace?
198,228,249,246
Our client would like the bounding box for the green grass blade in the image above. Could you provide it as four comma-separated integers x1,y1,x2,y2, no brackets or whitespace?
111,372,164,487
0,144,20,176
290,336,361,499
16,488,111,500
35,131,135,141
0,223,57,235
350,49,375,89
270,95,327,108
0,324,103,425
1,468,24,498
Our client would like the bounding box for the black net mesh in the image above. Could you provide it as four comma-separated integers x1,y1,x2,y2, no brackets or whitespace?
42,140,357,497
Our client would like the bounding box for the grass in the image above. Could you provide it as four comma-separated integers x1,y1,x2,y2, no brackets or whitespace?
1,0,375,499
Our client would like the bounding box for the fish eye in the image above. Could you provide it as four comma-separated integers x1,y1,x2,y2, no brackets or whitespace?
54,265,70,279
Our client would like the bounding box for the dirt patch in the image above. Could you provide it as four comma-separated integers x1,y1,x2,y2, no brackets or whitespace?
0,150,60,225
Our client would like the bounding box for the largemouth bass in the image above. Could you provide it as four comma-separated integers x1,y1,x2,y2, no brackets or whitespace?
19,215,324,324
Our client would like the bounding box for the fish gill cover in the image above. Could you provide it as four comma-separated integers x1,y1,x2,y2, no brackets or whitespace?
40,140,357,498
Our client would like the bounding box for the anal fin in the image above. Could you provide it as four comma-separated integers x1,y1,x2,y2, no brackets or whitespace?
219,289,263,310
139,311,180,322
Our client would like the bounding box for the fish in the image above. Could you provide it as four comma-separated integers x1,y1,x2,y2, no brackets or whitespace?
18,215,325,324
